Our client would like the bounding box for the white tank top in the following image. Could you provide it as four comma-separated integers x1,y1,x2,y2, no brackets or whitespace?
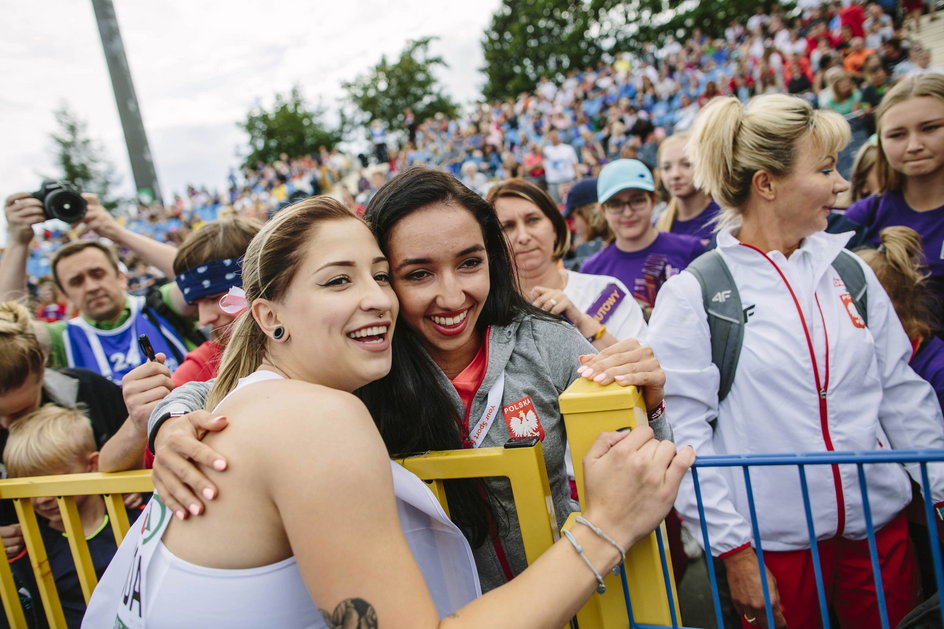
84,370,480,627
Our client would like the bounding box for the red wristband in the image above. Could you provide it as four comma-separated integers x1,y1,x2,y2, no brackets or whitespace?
647,400,665,423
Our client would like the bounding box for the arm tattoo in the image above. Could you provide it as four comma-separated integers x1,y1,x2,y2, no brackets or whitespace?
320,598,378,628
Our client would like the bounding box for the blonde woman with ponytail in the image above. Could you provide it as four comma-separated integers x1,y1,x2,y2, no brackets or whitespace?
649,94,944,628
857,226,944,413
656,133,720,242
85,196,692,629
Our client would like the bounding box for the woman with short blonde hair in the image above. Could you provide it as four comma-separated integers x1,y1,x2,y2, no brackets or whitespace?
651,94,944,627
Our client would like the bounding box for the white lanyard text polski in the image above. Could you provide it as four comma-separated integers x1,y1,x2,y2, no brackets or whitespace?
468,371,505,448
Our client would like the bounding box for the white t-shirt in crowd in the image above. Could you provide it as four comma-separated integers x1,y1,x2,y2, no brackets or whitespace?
542,143,579,184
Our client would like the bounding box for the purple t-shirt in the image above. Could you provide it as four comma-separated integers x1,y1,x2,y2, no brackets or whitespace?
670,200,721,241
912,335,944,416
845,191,944,313
581,232,705,307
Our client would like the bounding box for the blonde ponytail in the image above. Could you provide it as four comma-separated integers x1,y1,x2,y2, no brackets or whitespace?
0,301,46,393
689,94,850,229
856,226,935,342
656,198,678,232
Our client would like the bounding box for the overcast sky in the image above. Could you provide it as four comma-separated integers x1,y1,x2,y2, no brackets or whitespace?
1,0,501,203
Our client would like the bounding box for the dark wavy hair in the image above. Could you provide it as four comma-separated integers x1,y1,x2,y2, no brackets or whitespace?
359,166,552,547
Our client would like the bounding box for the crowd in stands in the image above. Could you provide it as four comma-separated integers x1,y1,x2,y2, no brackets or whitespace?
2,0,944,626
14,0,941,303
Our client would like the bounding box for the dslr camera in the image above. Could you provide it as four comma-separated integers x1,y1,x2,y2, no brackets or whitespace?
31,181,87,224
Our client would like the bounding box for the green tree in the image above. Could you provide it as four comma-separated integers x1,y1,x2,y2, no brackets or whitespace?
239,86,341,167
592,0,791,53
343,37,458,133
481,0,604,101
481,1,792,101
49,104,119,208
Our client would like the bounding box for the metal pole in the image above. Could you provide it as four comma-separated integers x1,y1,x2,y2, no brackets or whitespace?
91,0,163,205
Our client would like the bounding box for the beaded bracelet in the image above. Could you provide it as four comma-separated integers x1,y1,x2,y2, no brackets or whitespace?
562,528,607,594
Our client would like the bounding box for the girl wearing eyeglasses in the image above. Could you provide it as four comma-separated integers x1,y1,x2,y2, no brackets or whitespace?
580,159,705,318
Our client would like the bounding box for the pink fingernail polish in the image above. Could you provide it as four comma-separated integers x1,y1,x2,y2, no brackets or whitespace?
594,373,606,383
202,488,215,500
175,510,186,521
188,504,201,516
583,368,594,378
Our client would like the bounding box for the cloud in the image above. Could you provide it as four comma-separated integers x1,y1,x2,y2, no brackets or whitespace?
1,0,500,200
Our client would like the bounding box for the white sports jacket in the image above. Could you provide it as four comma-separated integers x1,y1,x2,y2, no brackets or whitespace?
649,229,944,556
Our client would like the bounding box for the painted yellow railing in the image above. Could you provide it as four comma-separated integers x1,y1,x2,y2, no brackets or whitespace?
559,378,681,627
396,442,559,565
0,381,677,628
0,470,152,629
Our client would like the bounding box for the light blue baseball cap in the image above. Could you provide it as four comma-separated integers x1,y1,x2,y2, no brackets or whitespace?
596,159,655,203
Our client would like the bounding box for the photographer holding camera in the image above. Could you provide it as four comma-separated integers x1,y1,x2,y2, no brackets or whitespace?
0,185,204,384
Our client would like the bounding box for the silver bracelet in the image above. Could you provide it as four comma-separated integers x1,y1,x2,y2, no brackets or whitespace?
562,528,607,594
575,515,626,574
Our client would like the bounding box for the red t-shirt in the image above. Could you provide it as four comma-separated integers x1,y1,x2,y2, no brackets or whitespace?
447,328,515,580
171,341,223,387
450,329,490,448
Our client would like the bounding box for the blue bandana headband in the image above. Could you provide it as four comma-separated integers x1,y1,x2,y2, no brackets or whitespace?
176,257,243,305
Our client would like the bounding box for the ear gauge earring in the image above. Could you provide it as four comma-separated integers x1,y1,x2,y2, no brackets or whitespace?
272,326,285,340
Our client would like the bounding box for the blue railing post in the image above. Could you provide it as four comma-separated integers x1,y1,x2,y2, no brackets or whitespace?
797,464,831,628
691,466,727,629
684,449,944,629
741,466,776,628
919,463,944,601
654,525,680,628
856,463,890,629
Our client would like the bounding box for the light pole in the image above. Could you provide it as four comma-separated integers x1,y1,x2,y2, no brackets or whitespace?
91,0,163,205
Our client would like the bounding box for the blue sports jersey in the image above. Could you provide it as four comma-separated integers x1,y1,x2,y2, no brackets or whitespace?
61,295,187,384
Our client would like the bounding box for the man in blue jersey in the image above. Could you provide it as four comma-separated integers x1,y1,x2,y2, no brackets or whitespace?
1,191,203,384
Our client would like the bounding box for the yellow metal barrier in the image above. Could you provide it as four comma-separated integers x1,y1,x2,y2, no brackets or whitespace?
559,378,681,627
396,442,558,566
0,380,676,629
0,470,152,629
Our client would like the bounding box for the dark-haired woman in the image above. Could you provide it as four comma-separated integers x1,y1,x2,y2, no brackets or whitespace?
357,167,671,590
145,167,672,593
85,196,691,628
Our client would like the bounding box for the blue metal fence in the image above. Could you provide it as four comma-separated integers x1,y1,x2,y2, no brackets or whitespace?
624,449,944,629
